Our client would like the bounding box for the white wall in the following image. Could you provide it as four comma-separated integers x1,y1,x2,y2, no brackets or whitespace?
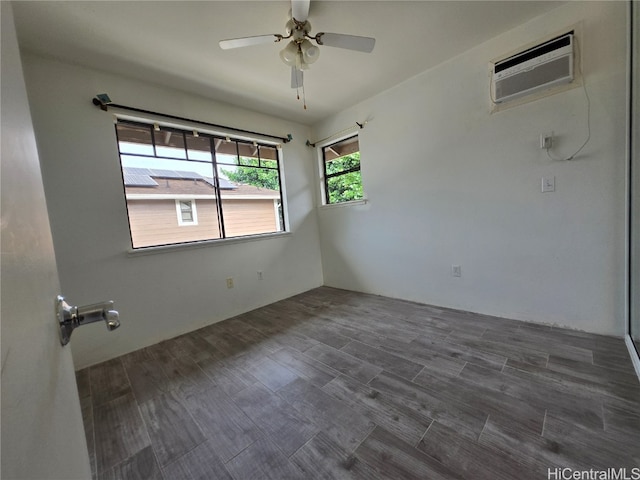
22,55,323,369
312,1,627,336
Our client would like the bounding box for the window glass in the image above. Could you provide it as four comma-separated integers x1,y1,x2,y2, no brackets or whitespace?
179,200,194,222
115,120,286,248
322,135,363,204
216,142,284,237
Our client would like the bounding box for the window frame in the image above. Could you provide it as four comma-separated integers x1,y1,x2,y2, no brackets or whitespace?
114,118,287,250
320,134,364,206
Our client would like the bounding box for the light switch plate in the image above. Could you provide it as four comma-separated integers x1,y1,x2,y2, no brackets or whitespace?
541,176,555,193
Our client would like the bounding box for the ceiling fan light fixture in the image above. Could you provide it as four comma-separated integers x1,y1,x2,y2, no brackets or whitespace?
284,19,296,36
301,39,320,64
279,41,299,66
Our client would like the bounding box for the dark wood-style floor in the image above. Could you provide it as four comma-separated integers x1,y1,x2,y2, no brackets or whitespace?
76,287,640,480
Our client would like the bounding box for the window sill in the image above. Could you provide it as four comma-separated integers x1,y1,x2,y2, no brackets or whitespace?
126,231,291,257
319,198,368,210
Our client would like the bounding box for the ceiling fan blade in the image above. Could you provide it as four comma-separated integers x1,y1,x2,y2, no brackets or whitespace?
291,0,310,22
291,67,303,89
316,32,376,53
219,34,280,50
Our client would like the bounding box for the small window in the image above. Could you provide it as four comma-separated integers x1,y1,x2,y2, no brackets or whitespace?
322,135,363,205
176,200,197,225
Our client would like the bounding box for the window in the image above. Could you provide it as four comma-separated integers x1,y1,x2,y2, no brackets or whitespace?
115,120,286,249
176,200,197,225
321,135,363,205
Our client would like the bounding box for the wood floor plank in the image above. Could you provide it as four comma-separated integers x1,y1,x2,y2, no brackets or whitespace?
268,347,340,387
278,378,375,453
294,322,353,350
161,440,234,480
418,420,545,480
543,411,640,469
269,330,320,353
481,329,594,363
240,355,300,392
304,343,382,384
93,393,150,474
160,332,215,364
89,358,132,407
500,326,622,357
479,418,585,472
412,335,507,371
592,349,639,374
340,340,424,380
375,337,466,377
459,362,604,430
99,446,163,480
138,391,205,466
547,354,640,388
196,355,259,397
225,436,305,480
368,371,488,441
153,350,214,397
290,431,385,480
506,358,640,404
603,401,640,435
233,383,318,456
445,332,549,367
180,385,262,462
355,426,463,480
411,368,545,436
123,357,172,404
76,368,91,400
322,374,432,446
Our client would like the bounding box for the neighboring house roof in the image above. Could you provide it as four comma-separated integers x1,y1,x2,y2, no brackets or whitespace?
123,167,235,189
123,167,280,199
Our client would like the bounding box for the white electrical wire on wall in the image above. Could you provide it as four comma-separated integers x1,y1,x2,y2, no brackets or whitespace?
545,36,592,161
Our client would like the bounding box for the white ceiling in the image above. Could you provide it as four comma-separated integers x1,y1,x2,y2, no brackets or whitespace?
12,1,563,125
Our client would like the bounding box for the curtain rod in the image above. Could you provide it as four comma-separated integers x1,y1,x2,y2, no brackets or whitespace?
305,120,368,148
92,94,292,144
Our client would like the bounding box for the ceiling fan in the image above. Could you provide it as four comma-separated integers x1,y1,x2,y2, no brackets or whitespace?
219,0,376,108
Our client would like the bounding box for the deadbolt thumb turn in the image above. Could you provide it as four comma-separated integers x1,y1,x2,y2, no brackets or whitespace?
57,296,120,346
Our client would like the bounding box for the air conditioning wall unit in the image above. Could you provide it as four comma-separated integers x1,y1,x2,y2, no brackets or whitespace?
492,32,574,104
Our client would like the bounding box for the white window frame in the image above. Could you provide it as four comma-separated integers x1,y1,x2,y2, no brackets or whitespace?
175,199,198,226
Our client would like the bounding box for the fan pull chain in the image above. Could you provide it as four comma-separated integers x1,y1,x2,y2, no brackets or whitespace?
293,72,306,109
302,83,307,110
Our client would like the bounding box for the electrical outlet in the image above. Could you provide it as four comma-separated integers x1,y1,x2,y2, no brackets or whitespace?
452,265,462,277
257,271,263,280
226,277,234,289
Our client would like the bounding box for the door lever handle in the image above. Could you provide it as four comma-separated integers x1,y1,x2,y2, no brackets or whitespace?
57,296,120,346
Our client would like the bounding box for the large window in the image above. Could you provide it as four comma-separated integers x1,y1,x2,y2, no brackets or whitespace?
321,135,363,205
115,120,285,249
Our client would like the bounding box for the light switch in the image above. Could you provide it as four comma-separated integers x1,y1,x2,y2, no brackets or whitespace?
541,176,555,193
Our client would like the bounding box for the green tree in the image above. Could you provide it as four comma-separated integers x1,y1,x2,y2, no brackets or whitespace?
325,153,363,203
222,164,280,190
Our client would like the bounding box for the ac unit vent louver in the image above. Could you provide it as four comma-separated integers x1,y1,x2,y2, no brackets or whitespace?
493,33,574,104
